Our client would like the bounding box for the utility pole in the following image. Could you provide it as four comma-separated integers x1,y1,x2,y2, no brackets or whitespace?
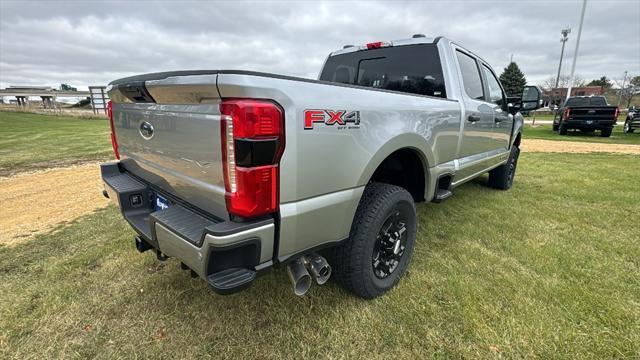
555,28,571,89
618,70,628,106
566,0,587,102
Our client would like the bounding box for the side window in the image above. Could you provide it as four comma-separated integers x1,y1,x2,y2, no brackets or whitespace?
455,50,484,100
481,64,505,106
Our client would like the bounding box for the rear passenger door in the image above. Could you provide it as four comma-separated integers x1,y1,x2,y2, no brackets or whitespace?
480,63,512,150
454,49,497,179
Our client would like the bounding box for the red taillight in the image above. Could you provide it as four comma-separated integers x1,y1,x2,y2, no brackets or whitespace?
614,107,619,120
220,99,284,218
563,107,571,120
107,100,120,160
363,41,392,50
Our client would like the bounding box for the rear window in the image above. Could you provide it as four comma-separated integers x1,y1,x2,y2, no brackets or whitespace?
319,44,447,98
565,97,608,107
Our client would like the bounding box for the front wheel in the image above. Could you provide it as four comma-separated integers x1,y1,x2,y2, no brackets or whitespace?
488,144,520,190
624,120,634,133
330,183,417,299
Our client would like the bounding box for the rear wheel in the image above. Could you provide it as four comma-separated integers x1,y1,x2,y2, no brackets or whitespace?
624,120,634,133
330,182,416,299
601,127,612,137
558,120,568,135
488,144,520,190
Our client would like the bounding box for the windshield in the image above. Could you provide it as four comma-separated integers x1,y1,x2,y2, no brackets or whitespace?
565,97,608,107
319,44,447,98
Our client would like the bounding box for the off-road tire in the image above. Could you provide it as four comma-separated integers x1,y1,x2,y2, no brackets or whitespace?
488,144,520,190
600,127,612,137
329,182,416,299
558,120,568,135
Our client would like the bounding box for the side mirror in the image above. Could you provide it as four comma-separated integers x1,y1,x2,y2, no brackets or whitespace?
521,85,543,111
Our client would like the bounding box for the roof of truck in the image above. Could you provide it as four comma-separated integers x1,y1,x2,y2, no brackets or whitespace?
329,36,447,57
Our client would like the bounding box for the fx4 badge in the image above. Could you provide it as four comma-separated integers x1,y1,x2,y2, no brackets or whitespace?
304,109,361,130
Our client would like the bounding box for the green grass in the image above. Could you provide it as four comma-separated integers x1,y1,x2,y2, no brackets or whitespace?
524,124,640,145
0,111,112,174
525,114,555,121
1,153,638,359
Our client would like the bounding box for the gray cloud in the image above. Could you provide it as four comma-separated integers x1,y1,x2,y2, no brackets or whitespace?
1,0,639,90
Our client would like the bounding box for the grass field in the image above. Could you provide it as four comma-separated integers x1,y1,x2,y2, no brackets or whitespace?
0,111,112,175
1,152,638,359
524,124,640,145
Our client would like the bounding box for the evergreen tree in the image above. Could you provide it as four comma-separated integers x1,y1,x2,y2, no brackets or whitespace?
587,76,612,88
499,62,527,97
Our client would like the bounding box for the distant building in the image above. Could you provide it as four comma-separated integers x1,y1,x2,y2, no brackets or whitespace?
543,86,604,107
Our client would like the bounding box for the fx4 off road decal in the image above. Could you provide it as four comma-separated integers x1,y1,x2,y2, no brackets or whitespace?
304,109,361,130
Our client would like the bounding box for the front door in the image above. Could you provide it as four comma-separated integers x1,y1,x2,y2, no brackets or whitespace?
454,49,499,181
480,63,512,151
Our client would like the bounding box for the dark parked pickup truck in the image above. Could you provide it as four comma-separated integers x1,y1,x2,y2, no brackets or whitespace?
624,106,639,133
553,96,619,137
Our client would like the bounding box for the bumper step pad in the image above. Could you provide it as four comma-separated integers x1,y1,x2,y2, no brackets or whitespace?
207,268,256,294
151,206,215,247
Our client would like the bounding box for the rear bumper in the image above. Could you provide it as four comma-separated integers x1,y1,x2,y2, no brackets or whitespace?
101,162,274,294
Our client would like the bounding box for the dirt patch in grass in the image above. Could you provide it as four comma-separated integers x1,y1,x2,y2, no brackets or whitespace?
522,139,640,154
0,163,109,245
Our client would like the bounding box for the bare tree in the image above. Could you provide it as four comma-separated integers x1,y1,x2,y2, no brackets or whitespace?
612,74,639,107
540,74,586,90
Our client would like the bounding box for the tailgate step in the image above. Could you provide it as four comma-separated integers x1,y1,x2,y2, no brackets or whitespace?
206,268,256,294
103,171,146,193
151,206,216,247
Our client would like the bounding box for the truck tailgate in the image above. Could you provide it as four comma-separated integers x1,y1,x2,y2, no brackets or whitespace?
109,74,228,219
569,106,617,120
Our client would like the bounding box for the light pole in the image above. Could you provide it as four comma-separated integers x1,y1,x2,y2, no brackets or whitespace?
555,28,571,89
566,0,588,102
618,70,628,106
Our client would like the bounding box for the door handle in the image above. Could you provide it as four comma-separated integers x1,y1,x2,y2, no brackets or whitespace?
467,114,480,122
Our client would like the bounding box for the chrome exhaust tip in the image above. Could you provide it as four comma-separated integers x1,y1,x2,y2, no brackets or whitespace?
306,254,332,285
287,257,312,296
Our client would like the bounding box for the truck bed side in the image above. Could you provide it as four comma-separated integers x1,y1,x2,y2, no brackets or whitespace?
215,72,461,259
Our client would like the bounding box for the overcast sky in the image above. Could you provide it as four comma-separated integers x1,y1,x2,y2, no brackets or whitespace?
1,0,639,90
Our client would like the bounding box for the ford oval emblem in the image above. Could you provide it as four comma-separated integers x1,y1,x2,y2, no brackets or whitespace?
139,121,154,139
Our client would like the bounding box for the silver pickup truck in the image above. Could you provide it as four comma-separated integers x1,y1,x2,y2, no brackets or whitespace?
102,35,542,299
